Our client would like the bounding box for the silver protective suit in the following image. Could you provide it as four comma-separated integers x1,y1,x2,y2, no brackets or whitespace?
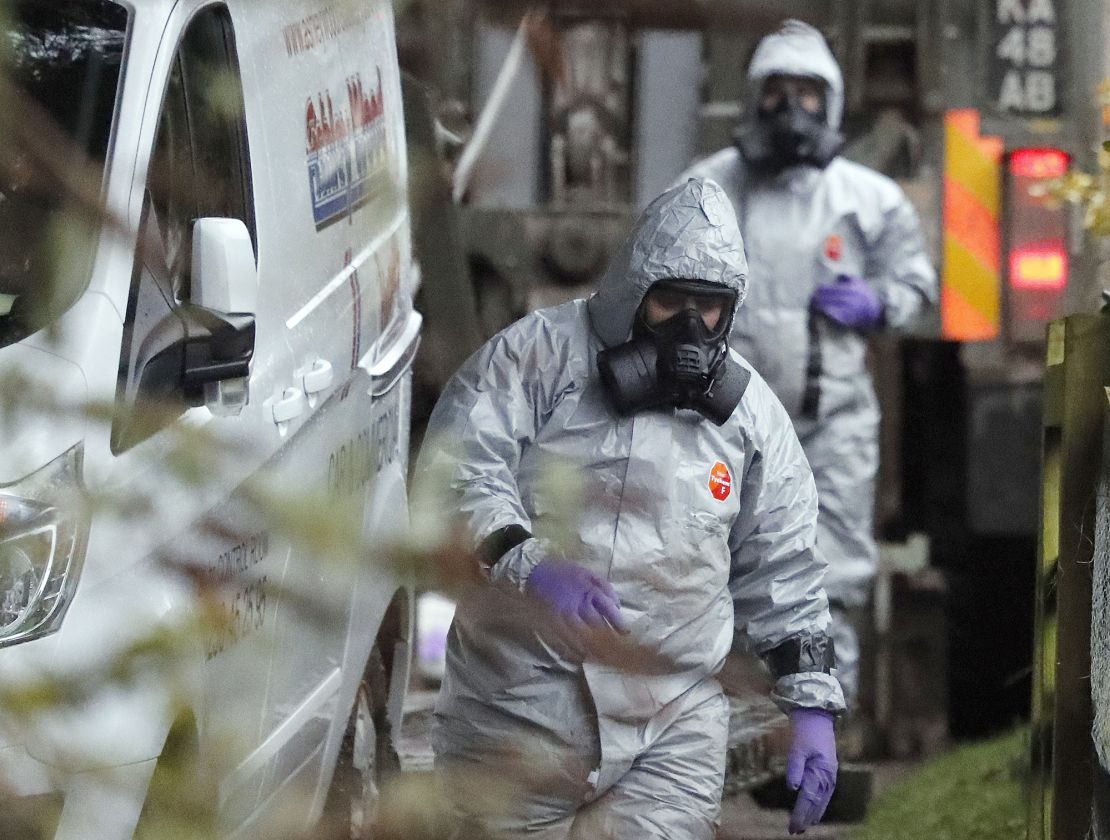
419,178,845,839
680,21,938,617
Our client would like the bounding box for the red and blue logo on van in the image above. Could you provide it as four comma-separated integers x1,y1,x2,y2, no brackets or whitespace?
709,461,732,501
305,68,391,230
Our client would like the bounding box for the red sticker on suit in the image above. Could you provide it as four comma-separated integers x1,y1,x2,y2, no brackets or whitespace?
709,461,732,501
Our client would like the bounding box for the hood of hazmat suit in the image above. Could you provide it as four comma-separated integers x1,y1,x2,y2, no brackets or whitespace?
678,24,937,605
747,19,845,131
735,20,845,173
418,177,844,817
587,176,747,347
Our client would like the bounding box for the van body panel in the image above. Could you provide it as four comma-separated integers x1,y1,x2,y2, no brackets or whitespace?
0,344,86,485
0,633,62,751
0,743,55,797
53,758,157,840
24,562,194,770
0,1,418,836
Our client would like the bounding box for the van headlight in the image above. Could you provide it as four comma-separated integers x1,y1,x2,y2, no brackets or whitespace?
0,445,88,646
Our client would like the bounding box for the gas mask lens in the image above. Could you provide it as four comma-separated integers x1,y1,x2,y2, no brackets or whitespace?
641,282,735,340
759,75,826,120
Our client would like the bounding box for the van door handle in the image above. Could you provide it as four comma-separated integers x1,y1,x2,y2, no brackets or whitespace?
361,311,423,398
301,359,334,395
270,387,306,424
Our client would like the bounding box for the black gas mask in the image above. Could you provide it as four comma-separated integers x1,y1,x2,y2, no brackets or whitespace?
596,280,750,425
735,77,844,174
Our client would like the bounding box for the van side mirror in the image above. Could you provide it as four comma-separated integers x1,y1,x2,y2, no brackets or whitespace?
134,304,255,408
182,306,255,391
191,218,257,414
193,218,257,312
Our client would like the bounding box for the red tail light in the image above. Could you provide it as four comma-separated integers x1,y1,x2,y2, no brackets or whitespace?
1004,147,1070,341
1009,148,1069,179
1009,245,1068,290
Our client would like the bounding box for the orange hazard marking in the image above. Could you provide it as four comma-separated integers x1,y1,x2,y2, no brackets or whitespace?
943,235,1000,336
945,115,1003,215
941,286,996,342
943,177,1000,274
709,461,732,502
942,109,1002,342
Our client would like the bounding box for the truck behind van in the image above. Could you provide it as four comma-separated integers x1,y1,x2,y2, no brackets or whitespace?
0,1,418,837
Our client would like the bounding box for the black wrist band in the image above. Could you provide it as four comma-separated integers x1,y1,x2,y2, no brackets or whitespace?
763,632,837,680
478,524,532,568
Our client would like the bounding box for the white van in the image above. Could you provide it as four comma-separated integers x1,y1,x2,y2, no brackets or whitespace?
0,1,417,837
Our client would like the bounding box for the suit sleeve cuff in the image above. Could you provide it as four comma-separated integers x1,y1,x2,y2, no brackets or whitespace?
770,672,847,716
488,535,547,592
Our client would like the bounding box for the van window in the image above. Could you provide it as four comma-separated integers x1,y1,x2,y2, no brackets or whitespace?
112,5,253,452
0,0,128,346
145,5,255,302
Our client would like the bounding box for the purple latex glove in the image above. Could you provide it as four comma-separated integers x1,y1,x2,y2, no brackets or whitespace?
786,708,838,834
811,274,884,330
525,560,630,633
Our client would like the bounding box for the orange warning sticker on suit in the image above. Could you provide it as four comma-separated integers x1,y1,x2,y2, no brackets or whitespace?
709,461,732,501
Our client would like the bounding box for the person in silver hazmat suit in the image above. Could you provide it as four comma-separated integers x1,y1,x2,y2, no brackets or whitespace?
679,20,938,703
417,177,846,839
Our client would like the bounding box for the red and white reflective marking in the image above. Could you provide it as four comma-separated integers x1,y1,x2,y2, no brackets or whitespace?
709,461,732,502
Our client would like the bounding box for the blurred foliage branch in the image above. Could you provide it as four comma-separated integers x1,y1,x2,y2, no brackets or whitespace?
1036,80,1110,236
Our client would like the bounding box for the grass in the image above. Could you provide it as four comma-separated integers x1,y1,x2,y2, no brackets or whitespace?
848,728,1028,840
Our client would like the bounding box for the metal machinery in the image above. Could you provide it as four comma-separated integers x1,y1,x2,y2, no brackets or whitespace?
396,0,1110,809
